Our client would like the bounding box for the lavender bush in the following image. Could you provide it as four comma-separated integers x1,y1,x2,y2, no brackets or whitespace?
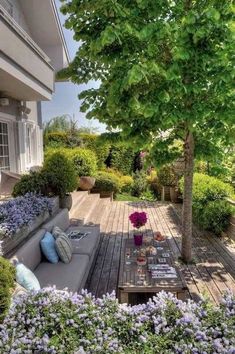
0,193,52,237
0,288,235,353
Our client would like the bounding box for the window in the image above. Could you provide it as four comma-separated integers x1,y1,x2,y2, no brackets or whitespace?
0,122,10,171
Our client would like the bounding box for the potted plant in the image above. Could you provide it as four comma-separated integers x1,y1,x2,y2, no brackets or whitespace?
157,165,178,202
42,152,77,210
70,148,97,191
91,172,120,199
129,211,147,246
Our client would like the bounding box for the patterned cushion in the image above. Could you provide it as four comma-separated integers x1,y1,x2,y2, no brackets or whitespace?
13,282,28,297
52,226,68,240
16,263,40,291
55,235,73,264
40,232,59,264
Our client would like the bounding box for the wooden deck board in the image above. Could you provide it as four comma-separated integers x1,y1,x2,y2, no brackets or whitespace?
86,201,235,303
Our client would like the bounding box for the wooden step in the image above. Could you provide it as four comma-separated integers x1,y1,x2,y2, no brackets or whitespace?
70,193,100,225
69,191,88,217
86,198,111,226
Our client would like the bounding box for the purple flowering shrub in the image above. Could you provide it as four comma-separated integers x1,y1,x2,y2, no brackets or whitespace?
129,211,147,229
0,289,235,353
0,193,52,237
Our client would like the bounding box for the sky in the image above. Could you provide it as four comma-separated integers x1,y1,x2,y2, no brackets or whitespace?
41,1,106,133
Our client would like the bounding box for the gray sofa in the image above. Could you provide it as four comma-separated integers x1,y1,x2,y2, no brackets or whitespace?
12,209,100,293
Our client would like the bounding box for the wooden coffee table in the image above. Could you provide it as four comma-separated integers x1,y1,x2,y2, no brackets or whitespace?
118,238,187,303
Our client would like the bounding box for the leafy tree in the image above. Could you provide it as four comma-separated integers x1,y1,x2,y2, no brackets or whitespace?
59,0,235,262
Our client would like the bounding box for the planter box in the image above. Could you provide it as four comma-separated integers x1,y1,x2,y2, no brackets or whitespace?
0,196,59,257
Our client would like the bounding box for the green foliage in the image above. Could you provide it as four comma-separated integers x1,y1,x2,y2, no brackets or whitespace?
69,148,97,177
80,133,110,169
140,189,156,202
109,143,135,175
146,170,161,197
119,175,134,193
93,171,120,194
158,165,177,187
194,200,233,236
0,257,15,322
179,173,233,235
180,173,234,203
44,132,68,148
60,0,235,164
12,171,46,197
42,152,77,198
131,171,147,197
115,193,140,202
43,115,77,135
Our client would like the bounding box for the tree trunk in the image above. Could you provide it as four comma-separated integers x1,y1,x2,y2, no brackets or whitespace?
182,131,194,263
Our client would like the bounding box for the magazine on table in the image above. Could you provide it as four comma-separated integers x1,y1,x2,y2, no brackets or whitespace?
152,273,178,279
67,230,90,240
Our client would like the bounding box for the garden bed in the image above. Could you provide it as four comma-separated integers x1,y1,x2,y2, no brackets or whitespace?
0,194,59,256
1,288,235,353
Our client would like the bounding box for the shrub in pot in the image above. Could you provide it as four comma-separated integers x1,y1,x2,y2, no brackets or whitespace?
42,152,77,210
69,148,97,190
0,256,15,322
92,171,120,198
158,165,178,202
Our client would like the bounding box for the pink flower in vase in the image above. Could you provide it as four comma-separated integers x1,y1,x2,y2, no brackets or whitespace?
129,211,147,229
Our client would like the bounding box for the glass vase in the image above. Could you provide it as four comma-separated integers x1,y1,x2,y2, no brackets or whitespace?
133,231,143,246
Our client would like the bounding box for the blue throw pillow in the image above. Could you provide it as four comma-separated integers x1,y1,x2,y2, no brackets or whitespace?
40,231,59,264
16,263,40,291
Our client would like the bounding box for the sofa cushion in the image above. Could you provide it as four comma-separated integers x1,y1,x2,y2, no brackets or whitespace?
16,263,40,291
34,254,89,293
55,235,73,264
52,226,68,239
13,282,28,297
12,229,45,271
40,232,59,264
66,226,100,258
43,209,70,233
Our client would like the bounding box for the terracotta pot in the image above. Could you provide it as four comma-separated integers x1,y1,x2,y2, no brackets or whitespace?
59,194,73,210
79,176,96,191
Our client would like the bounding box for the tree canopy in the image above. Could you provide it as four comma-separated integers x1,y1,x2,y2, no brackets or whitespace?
59,0,235,262
60,0,234,163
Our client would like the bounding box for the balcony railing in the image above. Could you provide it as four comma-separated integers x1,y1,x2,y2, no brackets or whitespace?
0,3,52,67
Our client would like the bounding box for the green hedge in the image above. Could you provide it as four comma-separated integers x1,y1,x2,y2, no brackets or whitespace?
80,133,111,169
0,257,15,322
92,171,120,194
13,171,46,197
42,152,77,197
44,147,98,177
179,173,233,235
13,152,78,198
109,143,135,175
69,148,97,177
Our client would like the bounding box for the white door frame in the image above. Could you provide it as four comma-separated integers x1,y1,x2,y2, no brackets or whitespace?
0,112,17,173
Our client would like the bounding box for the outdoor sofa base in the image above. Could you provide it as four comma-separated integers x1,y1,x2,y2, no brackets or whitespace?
11,209,100,293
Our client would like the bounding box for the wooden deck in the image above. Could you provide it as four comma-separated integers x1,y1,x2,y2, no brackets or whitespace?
86,201,235,304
